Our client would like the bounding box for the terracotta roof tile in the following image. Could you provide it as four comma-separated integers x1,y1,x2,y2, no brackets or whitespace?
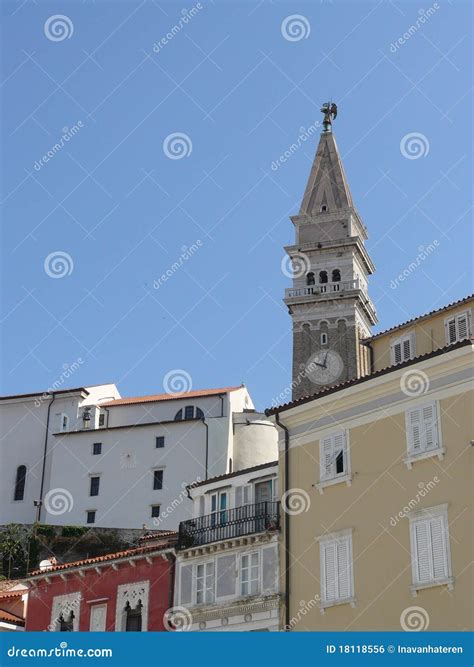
0,609,25,626
0,590,24,600
101,385,243,407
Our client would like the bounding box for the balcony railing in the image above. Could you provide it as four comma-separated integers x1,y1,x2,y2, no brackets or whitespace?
285,279,362,299
177,502,280,549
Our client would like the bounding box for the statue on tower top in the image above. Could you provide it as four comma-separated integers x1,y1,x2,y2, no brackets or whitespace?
320,102,337,132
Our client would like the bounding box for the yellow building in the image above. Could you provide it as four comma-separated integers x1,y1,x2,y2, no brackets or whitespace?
267,296,473,631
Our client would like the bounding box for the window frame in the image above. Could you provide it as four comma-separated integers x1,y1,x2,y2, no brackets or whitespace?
240,551,260,597
13,465,27,502
89,476,100,497
153,469,164,490
195,561,215,605
390,332,415,365
155,436,165,449
408,504,453,594
318,529,355,611
151,505,161,519
317,430,352,492
444,310,471,344
92,442,102,456
404,400,444,467
86,510,96,524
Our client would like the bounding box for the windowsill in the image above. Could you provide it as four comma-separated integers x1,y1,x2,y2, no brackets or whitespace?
316,474,352,494
404,448,445,469
410,577,454,596
319,596,356,614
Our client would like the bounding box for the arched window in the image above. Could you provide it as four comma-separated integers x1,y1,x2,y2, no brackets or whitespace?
176,406,204,420
332,269,341,282
320,333,328,345
14,465,26,501
174,409,183,421
59,611,74,632
306,272,315,286
196,407,204,419
320,205,328,212
125,601,142,632
319,271,328,284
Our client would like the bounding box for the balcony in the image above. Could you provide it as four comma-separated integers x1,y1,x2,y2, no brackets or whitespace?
177,502,280,549
285,279,361,299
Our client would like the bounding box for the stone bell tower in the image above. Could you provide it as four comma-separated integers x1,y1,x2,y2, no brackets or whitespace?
284,103,377,400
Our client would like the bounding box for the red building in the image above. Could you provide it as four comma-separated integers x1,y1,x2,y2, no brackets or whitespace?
25,536,175,632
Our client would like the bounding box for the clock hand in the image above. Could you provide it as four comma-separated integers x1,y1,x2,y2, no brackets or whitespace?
322,352,329,368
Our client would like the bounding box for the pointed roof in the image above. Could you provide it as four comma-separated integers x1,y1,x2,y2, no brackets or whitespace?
299,130,354,216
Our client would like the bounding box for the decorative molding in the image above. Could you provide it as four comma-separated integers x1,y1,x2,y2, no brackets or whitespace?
115,580,150,632
50,592,82,632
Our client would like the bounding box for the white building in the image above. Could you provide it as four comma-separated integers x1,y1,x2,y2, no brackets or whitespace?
0,384,278,531
172,461,280,631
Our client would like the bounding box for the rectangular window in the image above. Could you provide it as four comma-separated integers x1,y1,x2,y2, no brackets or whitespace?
98,413,105,427
153,470,163,490
405,402,440,457
61,414,69,432
445,311,470,344
241,552,260,596
151,505,160,518
409,506,452,589
92,443,102,456
320,532,354,604
210,491,228,526
391,333,415,365
90,476,100,496
155,436,165,449
184,406,194,420
320,431,349,482
87,510,96,524
196,562,214,604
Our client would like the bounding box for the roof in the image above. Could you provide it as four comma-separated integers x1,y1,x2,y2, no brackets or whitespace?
188,460,278,490
28,541,175,578
363,294,474,342
139,530,178,542
0,387,89,401
265,337,473,416
101,385,243,407
0,590,24,601
0,609,25,626
53,416,204,436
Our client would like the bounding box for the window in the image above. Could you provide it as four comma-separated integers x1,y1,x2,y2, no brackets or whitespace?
58,611,74,632
319,270,328,284
405,402,442,461
61,414,69,432
90,476,100,496
319,531,354,607
210,490,228,526
445,311,470,344
320,332,328,345
125,601,142,631
174,409,183,421
320,205,328,212
241,552,260,596
196,562,214,604
151,505,160,518
175,406,204,420
319,431,350,483
409,505,452,592
391,333,415,365
87,511,96,524
13,465,27,501
155,436,165,448
196,407,204,419
92,443,102,456
153,470,163,490
184,405,194,420
306,272,315,286
332,269,341,282
98,413,105,427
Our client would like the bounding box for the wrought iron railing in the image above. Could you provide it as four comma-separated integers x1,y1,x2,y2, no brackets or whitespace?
177,502,280,549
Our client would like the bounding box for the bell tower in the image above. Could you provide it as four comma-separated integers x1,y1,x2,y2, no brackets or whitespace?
284,103,377,400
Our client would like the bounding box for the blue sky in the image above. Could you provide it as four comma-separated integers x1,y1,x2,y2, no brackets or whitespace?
1,0,472,410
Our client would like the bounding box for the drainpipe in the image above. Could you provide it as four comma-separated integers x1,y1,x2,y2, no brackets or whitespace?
202,418,209,480
38,393,56,523
275,411,290,630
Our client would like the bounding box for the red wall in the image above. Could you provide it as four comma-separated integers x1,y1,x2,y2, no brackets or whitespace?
26,554,174,632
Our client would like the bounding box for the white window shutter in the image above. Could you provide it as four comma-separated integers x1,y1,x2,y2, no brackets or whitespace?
392,342,402,364
320,436,334,479
457,313,469,340
272,477,278,501
216,555,236,598
322,542,337,601
413,520,431,583
402,337,411,360
407,408,422,453
334,432,346,474
446,318,456,344
261,546,277,593
421,403,438,451
336,539,351,599
180,564,193,605
235,486,243,507
243,484,252,505
430,516,448,580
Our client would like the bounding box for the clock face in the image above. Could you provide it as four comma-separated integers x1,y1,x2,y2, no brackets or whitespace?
306,350,344,386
